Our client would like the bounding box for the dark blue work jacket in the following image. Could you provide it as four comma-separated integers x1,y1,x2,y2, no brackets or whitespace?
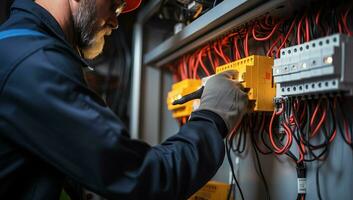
0,0,227,199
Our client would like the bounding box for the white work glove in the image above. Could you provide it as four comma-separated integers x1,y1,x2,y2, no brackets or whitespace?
197,71,249,133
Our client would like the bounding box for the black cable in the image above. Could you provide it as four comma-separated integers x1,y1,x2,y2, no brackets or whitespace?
295,98,331,161
230,117,247,154
251,113,273,155
225,139,245,200
260,115,275,154
336,97,353,149
229,37,235,61
251,133,271,200
226,179,234,200
316,163,323,200
296,162,306,200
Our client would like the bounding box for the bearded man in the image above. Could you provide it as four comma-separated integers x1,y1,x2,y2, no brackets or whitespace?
0,0,248,199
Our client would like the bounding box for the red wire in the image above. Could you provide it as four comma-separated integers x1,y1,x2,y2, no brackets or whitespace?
193,50,201,79
315,8,327,36
310,101,320,128
244,28,250,57
344,119,352,144
214,55,219,68
299,102,307,124
216,40,230,63
259,19,274,31
264,15,275,27
269,102,293,154
233,37,241,60
207,45,216,70
328,98,338,143
297,15,305,44
311,106,327,138
252,22,280,41
276,18,297,58
281,122,293,153
187,55,192,79
309,99,327,138
182,56,188,79
198,47,211,77
229,118,242,139
267,34,283,57
179,59,186,80
338,21,343,33
187,55,192,78
219,39,231,63
329,130,337,143
305,16,310,42
213,41,224,64
342,7,353,36
315,8,321,25
189,54,197,79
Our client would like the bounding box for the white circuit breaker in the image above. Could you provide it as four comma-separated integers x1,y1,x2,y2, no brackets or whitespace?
273,34,353,97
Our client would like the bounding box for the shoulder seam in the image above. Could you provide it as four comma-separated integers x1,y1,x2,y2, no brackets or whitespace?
0,40,54,96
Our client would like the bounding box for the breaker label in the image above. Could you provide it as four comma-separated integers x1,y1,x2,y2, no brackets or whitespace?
297,178,306,194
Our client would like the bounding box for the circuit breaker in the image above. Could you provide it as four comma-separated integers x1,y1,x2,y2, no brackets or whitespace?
273,34,353,97
216,55,275,111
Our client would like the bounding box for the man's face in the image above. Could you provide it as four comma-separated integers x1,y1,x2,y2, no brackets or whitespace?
73,0,123,59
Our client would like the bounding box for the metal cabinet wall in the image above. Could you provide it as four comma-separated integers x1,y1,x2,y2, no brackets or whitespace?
132,0,353,199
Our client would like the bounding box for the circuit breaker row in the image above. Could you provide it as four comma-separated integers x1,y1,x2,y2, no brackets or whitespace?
273,34,353,97
167,34,353,119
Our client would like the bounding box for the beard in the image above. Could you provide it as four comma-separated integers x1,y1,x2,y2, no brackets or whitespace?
73,0,111,59
81,27,112,59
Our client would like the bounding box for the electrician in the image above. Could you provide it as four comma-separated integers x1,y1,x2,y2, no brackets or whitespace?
0,0,248,199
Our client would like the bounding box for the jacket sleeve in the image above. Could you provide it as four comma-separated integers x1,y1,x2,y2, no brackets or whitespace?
0,47,227,200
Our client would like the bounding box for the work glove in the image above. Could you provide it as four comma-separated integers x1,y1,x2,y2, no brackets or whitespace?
197,70,249,133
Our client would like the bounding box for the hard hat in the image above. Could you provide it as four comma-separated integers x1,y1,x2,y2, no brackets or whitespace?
123,0,142,13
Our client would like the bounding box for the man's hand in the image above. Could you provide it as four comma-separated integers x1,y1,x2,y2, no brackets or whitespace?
196,70,249,133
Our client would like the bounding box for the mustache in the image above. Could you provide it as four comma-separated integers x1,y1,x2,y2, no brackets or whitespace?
96,27,112,38
86,27,111,46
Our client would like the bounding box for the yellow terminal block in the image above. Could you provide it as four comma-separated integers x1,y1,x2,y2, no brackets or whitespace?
188,181,232,200
216,55,275,111
167,79,202,119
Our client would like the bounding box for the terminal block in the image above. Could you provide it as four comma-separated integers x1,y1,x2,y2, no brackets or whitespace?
216,55,275,111
273,34,353,97
167,79,202,118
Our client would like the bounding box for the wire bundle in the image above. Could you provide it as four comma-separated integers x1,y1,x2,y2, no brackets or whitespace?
167,2,353,200
169,2,353,82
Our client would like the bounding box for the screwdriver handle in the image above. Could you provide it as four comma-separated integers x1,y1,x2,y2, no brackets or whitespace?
172,86,204,105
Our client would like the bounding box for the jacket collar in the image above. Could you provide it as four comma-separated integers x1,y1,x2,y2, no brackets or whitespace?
11,0,91,68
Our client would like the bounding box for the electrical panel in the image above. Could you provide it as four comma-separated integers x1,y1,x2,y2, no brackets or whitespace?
216,55,275,111
167,79,201,118
273,34,353,97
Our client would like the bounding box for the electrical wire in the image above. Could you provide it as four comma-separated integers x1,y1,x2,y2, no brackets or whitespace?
252,21,281,41
342,7,353,36
225,137,245,200
316,163,323,200
250,118,271,200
